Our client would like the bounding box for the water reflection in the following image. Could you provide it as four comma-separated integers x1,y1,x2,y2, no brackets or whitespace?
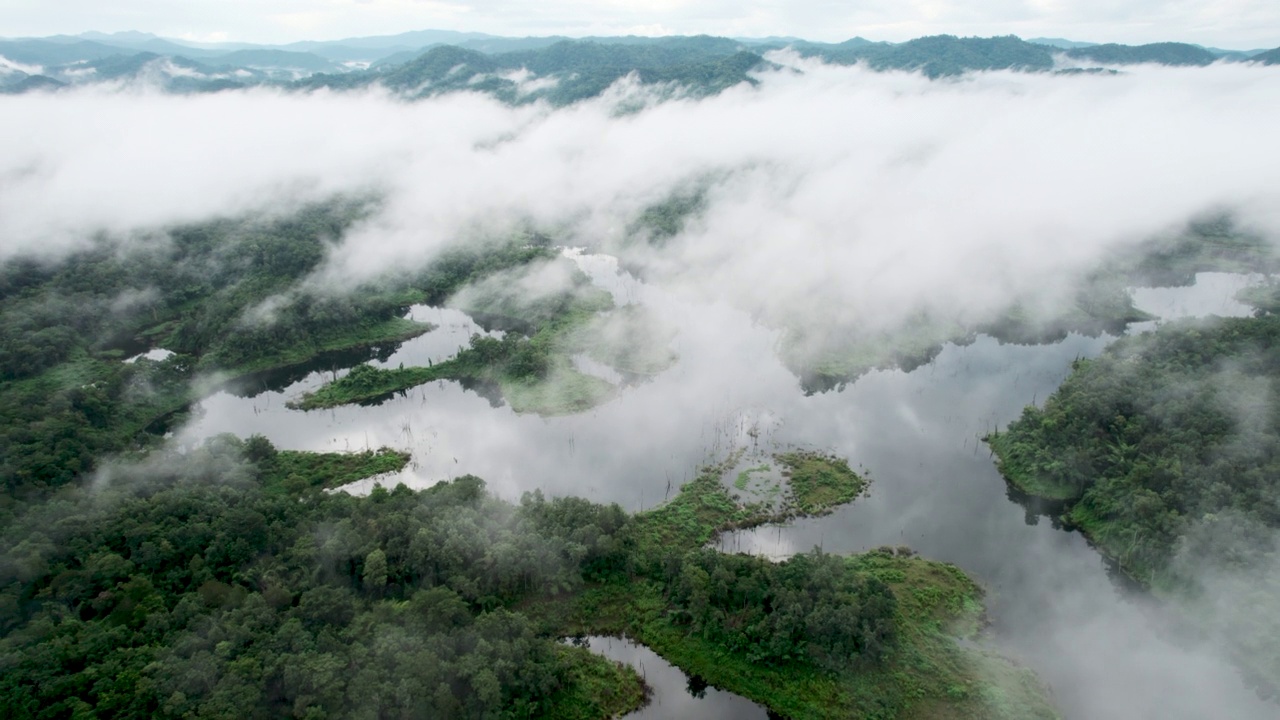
574,636,770,719
380,306,502,368
1129,271,1264,320
176,257,1275,719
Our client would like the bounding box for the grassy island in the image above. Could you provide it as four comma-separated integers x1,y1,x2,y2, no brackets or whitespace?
290,287,677,416
288,303,619,415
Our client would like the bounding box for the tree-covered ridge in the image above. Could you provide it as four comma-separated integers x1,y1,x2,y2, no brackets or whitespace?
987,313,1280,696
796,35,1056,77
7,32,1277,100
989,313,1280,579
287,315,619,416
1064,42,1217,66
769,273,1153,394
301,37,767,105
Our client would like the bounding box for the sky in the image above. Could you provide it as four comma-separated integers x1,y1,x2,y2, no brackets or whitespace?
2,0,1279,49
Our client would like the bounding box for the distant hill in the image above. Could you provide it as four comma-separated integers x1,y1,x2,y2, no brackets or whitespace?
73,33,232,59
1028,37,1098,49
206,49,341,74
795,35,1055,77
0,39,129,65
1252,47,1280,65
2,31,1275,102
280,29,495,60
0,72,64,94
329,36,765,105
456,36,570,54
1064,42,1216,66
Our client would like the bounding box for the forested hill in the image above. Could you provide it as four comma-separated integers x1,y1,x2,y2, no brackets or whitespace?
309,37,768,104
987,311,1280,695
1063,42,1217,66
4,31,1278,101
792,35,1056,76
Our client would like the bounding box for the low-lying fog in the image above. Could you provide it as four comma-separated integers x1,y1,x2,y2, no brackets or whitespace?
178,263,1274,719
6,55,1280,719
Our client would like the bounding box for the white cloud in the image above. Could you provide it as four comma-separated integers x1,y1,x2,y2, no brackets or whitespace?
3,62,1279,339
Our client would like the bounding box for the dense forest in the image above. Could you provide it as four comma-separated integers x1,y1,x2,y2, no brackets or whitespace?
295,38,768,105
0,436,1056,719
0,436,645,719
0,198,1063,718
988,311,1280,695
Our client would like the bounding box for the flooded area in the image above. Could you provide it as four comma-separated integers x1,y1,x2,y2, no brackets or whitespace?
574,636,771,719
176,259,1276,719
1129,271,1265,320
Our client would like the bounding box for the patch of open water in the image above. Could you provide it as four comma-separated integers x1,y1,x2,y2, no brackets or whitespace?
573,636,772,719
176,264,1275,719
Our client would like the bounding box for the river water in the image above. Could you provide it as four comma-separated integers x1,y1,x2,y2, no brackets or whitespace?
177,260,1274,720
572,636,772,719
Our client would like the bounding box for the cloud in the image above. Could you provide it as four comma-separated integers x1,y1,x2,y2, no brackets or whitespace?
4,61,1280,343
14,57,1260,719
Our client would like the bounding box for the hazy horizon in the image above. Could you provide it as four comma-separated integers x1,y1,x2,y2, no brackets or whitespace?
4,27,1275,54
1,0,1277,51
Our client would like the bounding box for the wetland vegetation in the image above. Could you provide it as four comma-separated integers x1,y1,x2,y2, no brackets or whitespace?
0,433,1056,719
0,200,584,501
988,311,1280,697
0,199,1062,719
524,455,1058,720
7,35,1280,719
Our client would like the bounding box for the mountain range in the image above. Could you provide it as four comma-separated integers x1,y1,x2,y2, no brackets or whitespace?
1,30,1276,102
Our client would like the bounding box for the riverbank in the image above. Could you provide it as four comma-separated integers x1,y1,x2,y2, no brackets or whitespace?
524,453,1059,720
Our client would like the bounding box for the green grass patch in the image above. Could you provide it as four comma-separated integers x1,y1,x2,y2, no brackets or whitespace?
734,463,769,491
777,450,868,515
524,553,1058,720
558,305,679,377
500,359,616,416
288,363,451,410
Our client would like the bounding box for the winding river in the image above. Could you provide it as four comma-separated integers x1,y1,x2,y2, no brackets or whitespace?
178,258,1275,720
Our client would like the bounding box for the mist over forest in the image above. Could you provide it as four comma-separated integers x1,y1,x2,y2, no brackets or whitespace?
3,23,1280,720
